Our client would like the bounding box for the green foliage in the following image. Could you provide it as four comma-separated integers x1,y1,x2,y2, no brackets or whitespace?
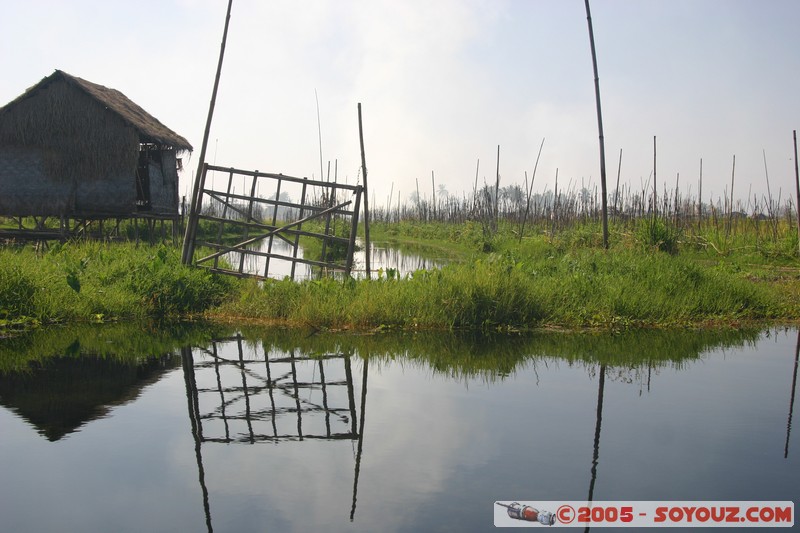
636,217,682,254
1,217,797,333
217,245,787,330
127,245,235,316
0,242,240,331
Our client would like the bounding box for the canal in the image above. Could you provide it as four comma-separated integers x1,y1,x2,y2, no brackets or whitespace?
0,325,797,531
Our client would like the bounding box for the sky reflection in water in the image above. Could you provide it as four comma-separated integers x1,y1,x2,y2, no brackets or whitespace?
0,326,797,532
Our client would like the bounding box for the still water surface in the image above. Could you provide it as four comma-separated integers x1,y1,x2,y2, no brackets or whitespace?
0,326,797,532
224,238,445,280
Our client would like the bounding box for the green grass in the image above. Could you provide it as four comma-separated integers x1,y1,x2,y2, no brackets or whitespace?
216,245,794,330
2,218,799,334
0,242,234,331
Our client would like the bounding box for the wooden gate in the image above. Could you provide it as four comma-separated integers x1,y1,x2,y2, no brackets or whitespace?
181,163,364,280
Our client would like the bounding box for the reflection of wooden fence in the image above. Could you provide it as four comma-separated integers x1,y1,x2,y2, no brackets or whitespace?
183,335,360,443
181,335,370,528
181,163,364,280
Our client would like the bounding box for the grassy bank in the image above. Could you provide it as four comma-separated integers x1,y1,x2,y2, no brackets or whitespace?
1,219,798,334
216,217,800,330
216,246,795,330
0,242,232,332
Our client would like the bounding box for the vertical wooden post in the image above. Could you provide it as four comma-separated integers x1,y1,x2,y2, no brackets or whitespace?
357,104,371,277
519,137,545,242
494,144,500,230
431,170,437,220
214,170,234,270
264,175,281,277
652,136,657,219
345,186,363,276
290,179,308,280
415,177,421,219
727,155,735,240
182,0,233,264
585,0,609,249
698,158,703,233
794,130,800,256
236,172,258,274
320,181,338,268
614,148,622,221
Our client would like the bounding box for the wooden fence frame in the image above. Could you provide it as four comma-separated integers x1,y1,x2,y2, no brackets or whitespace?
181,163,365,280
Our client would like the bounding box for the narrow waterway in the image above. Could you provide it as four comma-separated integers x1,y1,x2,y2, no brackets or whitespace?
221,238,446,280
0,325,797,532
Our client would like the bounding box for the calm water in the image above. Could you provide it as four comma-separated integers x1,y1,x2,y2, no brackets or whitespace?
223,238,445,280
0,326,797,532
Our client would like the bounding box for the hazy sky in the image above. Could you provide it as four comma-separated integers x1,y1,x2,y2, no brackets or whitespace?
2,0,798,208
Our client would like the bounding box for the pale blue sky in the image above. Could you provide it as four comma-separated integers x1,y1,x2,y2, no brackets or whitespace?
1,0,798,207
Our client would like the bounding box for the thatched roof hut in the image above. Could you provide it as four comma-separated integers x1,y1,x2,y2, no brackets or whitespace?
0,70,192,219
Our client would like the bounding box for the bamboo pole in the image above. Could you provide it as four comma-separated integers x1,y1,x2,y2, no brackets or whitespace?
182,0,233,265
494,145,501,231
519,137,545,241
357,103,371,276
584,0,609,249
472,159,480,216
431,170,437,220
652,136,657,219
613,148,622,220
698,158,703,232
727,154,735,240
794,130,800,256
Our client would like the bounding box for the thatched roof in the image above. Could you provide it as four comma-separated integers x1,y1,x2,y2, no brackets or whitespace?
0,70,192,151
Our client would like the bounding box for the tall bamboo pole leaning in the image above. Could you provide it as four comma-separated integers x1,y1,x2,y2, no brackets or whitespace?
584,0,610,248
182,0,234,265
519,137,545,242
357,103,371,277
793,130,800,256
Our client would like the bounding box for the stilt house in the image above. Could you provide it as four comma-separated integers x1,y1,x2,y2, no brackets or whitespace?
0,70,192,223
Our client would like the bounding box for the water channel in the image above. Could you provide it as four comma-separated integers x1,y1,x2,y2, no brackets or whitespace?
219,238,446,281
0,324,797,532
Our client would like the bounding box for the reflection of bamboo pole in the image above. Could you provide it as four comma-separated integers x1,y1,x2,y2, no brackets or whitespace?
585,364,606,533
290,349,303,440
213,342,230,442
350,358,369,521
237,335,255,443
263,341,278,438
182,347,213,533
785,330,799,459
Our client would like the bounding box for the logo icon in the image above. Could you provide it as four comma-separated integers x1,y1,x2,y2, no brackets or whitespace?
496,502,556,526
